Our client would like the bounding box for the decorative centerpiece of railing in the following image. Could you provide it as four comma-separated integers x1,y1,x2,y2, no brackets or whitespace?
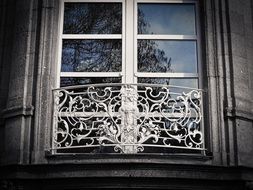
52,83,204,154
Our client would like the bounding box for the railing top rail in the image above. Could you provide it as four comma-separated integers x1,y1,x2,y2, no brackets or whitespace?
53,83,205,92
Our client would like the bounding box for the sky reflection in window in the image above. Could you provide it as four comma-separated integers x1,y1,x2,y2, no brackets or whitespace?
138,3,196,35
138,40,197,73
138,78,198,92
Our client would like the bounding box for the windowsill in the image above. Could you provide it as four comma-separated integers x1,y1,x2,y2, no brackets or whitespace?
45,151,213,165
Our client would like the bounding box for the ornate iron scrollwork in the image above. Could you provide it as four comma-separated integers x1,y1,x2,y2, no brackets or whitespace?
52,84,204,154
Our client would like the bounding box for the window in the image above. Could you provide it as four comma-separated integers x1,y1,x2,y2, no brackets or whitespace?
58,1,123,86
52,0,204,154
57,0,201,88
137,2,201,90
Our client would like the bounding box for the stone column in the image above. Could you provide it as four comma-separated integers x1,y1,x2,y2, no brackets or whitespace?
1,0,38,164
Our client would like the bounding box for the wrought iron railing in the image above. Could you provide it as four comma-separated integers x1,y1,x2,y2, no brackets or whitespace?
51,83,204,154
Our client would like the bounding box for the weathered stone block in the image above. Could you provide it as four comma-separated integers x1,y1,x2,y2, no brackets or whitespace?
231,33,247,59
236,120,253,167
230,11,245,36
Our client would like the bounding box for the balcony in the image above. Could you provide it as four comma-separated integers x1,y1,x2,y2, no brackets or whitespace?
51,83,204,154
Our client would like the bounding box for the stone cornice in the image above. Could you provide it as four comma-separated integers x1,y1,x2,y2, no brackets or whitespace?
225,107,253,122
1,105,34,119
0,164,252,181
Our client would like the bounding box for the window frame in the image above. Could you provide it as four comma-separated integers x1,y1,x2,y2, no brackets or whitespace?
26,0,229,164
133,0,202,89
57,0,202,88
53,0,206,155
57,0,126,87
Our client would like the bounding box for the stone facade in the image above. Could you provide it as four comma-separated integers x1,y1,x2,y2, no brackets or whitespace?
0,0,252,189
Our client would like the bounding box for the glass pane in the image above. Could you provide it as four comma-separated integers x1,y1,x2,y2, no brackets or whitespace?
138,40,197,73
60,77,122,87
138,78,198,102
138,78,198,88
61,40,122,72
64,3,122,34
138,3,196,35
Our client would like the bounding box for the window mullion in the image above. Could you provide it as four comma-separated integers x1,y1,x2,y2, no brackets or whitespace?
125,0,135,83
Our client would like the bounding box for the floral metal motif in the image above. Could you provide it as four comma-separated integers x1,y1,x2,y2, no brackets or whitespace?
52,84,204,153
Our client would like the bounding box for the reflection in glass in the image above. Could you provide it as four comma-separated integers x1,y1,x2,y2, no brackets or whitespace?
61,40,122,72
60,77,122,87
138,40,197,73
138,3,196,35
138,78,198,101
138,78,198,89
64,3,122,34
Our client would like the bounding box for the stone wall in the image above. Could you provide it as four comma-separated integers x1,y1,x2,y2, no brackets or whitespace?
227,0,253,167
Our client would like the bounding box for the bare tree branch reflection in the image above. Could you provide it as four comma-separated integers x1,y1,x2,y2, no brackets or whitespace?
138,8,172,84
62,40,122,72
60,77,121,87
60,3,172,86
64,3,122,34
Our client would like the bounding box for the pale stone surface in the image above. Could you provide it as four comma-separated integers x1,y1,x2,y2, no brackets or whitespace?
237,120,253,167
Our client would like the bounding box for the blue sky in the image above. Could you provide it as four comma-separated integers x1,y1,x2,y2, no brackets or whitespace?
154,40,197,73
138,3,196,35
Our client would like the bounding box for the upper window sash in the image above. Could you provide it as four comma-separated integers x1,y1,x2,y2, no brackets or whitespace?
134,0,201,84
57,0,125,86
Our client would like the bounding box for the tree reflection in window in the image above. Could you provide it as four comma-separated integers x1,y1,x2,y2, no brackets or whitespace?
63,3,122,34
138,40,172,73
60,77,121,87
61,40,122,72
60,3,199,86
138,7,172,79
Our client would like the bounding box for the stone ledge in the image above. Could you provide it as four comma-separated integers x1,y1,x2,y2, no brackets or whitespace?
0,177,249,190
225,107,253,121
1,105,34,119
0,164,252,182
44,152,213,166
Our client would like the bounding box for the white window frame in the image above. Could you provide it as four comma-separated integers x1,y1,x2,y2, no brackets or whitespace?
52,0,205,154
57,0,126,87
133,0,202,88
57,0,202,88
